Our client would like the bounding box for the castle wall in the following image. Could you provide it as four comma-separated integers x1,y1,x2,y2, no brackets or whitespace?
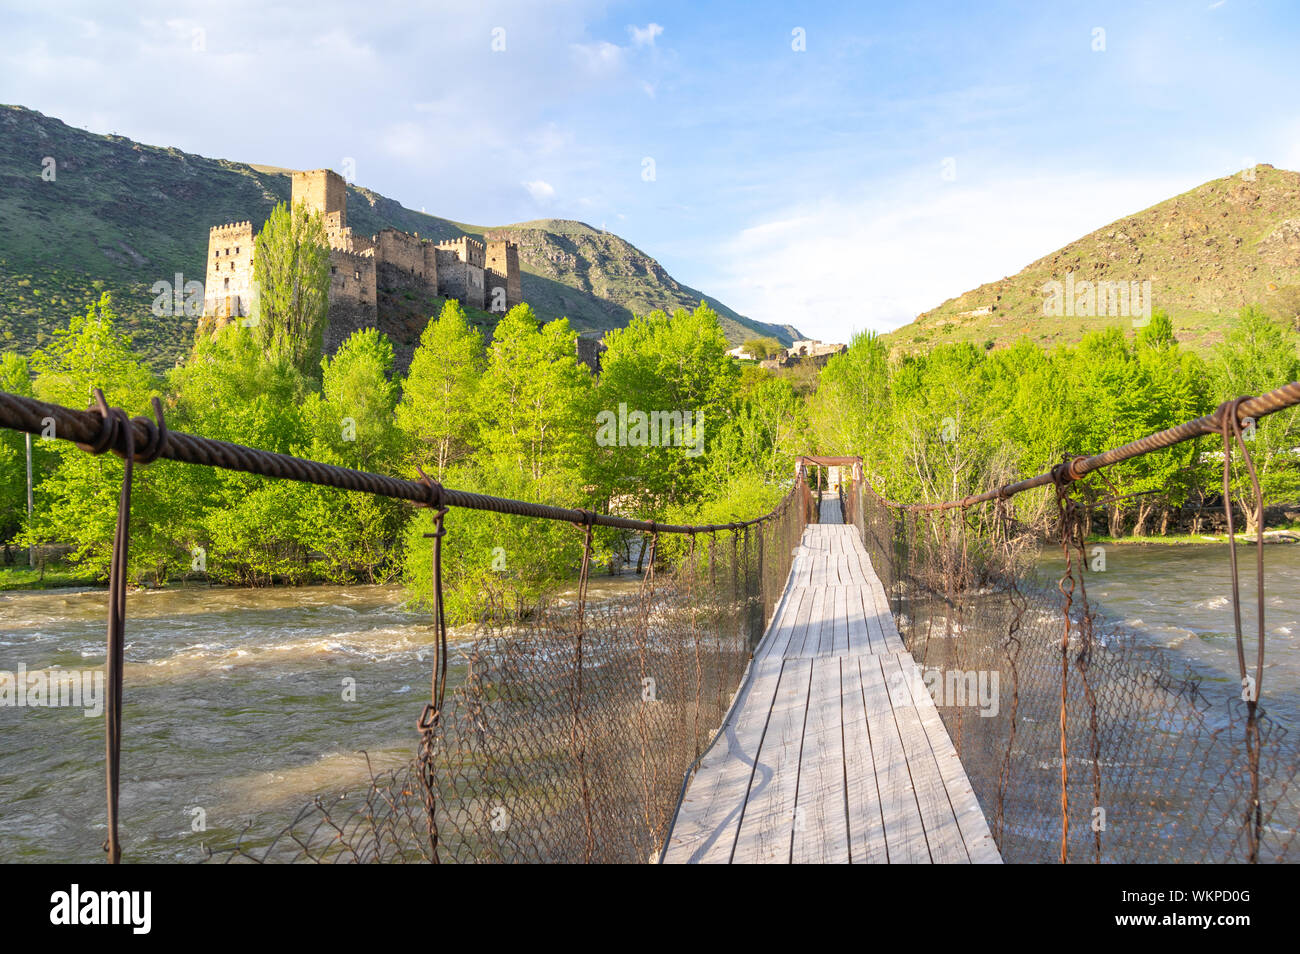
204,221,255,318
485,240,521,313
203,170,522,368
376,228,432,281
434,247,469,302
325,249,377,353
423,244,440,287
435,237,487,309
436,236,485,269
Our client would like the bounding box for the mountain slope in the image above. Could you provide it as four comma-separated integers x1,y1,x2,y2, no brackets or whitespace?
0,105,799,369
886,165,1300,354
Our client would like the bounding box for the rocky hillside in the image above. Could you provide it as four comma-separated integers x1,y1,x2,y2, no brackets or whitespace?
887,165,1300,354
0,105,798,369
472,219,798,346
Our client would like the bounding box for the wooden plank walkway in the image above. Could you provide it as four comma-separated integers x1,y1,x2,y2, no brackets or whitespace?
662,501,1001,864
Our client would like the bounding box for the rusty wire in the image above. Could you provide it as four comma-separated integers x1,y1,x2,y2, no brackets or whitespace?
0,387,807,863
5,380,1299,863
847,386,1300,863
216,491,807,863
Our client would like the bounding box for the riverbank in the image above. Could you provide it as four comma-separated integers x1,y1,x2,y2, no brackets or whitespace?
0,563,99,591
1085,529,1300,546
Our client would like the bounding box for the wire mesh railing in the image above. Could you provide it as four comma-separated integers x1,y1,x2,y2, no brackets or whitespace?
5,379,1300,862
847,386,1300,863
0,388,810,864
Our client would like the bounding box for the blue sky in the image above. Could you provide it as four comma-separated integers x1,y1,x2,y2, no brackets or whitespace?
2,0,1298,341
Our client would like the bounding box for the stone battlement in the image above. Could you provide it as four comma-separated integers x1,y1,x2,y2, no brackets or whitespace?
203,165,522,370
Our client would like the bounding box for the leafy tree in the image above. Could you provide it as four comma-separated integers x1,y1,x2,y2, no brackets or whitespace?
293,329,406,582
252,201,331,377
808,331,892,480
405,305,595,620
1211,305,1300,534
0,353,34,545
22,296,174,580
477,303,593,494
167,322,313,583
594,305,737,519
395,300,484,479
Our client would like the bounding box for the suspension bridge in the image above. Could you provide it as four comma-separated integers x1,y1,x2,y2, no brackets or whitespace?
1,384,1299,864
662,491,1001,863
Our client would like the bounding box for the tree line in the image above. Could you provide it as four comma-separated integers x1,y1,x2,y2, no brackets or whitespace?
809,308,1300,536
0,204,807,618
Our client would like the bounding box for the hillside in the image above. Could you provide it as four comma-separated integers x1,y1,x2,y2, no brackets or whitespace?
887,165,1300,354
0,105,799,369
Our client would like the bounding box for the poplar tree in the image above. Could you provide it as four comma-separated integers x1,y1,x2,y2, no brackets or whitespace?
252,201,331,377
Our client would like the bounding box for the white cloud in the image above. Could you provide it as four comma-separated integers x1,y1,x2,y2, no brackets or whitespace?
709,170,1199,343
524,179,556,202
571,40,624,74
629,23,663,48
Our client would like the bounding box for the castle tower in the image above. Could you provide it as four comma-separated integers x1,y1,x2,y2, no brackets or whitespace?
291,169,348,232
485,240,521,314
434,236,487,309
203,221,255,319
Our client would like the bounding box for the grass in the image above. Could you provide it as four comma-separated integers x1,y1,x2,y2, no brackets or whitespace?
0,561,100,591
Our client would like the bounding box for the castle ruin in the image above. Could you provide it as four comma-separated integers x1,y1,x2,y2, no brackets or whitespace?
203,169,522,356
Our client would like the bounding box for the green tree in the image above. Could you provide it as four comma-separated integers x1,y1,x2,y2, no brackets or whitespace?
168,322,314,583
404,304,595,621
252,201,331,377
594,305,737,518
23,296,174,580
294,328,406,582
477,304,593,493
740,337,780,360
395,300,484,479
808,331,892,480
0,353,34,545
1211,305,1300,535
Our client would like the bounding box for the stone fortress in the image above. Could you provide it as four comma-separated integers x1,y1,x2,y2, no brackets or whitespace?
203,169,521,356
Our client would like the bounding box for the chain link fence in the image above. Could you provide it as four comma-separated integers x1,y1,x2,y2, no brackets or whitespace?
213,487,809,863
848,477,1299,863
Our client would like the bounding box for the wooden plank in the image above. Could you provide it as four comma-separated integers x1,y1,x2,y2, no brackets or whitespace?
787,585,817,657
859,586,888,655
759,586,805,660
879,653,969,863
844,580,872,655
791,656,850,863
731,658,814,863
792,585,825,657
887,653,1002,864
667,516,997,866
841,651,888,863
830,585,849,656
857,655,930,863
663,656,786,863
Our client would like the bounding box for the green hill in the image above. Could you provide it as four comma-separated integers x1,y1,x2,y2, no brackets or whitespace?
886,164,1300,354
0,104,799,369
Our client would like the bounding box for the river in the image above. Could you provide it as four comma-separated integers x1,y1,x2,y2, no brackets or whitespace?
1,545,1297,862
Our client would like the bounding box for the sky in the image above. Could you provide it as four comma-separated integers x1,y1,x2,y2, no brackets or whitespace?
2,0,1299,342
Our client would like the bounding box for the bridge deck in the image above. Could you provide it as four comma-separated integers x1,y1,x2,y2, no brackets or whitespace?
662,502,1001,864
